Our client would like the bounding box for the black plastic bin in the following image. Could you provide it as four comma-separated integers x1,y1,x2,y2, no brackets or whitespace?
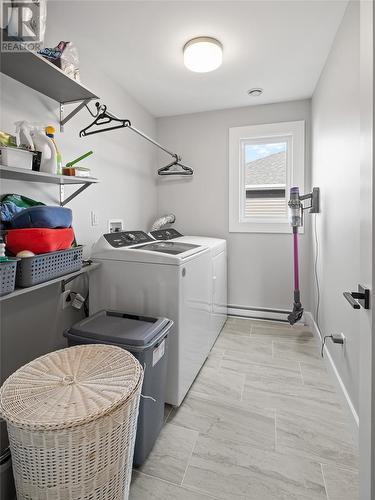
64,310,173,467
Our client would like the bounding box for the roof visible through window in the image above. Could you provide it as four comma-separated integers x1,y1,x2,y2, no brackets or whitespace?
245,143,287,187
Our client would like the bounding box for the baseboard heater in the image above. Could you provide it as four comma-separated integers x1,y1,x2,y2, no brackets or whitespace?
227,304,292,323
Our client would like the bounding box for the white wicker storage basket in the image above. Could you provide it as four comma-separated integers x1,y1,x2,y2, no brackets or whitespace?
0,344,143,500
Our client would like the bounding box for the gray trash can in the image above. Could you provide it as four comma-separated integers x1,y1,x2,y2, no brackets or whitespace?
64,310,173,467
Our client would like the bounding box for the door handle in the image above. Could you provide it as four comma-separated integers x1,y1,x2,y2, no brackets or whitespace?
343,292,361,309
343,285,370,310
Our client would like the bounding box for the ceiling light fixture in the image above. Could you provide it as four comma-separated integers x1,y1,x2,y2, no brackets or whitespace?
183,37,223,73
248,88,263,97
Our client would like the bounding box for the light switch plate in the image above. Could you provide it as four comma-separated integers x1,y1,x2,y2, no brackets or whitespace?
91,211,99,226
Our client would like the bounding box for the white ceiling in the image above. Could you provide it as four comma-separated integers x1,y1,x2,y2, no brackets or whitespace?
49,1,348,117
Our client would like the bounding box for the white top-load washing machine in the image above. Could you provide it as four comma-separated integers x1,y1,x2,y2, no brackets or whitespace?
150,229,227,347
90,231,211,407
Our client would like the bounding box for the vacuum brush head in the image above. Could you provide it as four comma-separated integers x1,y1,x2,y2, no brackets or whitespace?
287,303,304,325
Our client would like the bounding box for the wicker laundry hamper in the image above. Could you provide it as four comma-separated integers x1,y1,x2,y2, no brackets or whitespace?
0,344,143,500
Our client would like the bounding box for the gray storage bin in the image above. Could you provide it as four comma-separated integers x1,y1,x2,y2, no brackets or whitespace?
64,310,173,467
0,259,19,296
16,246,83,287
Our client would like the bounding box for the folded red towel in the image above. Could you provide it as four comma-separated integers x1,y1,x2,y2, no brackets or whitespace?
6,227,75,255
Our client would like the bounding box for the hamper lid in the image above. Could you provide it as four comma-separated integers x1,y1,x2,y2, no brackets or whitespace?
67,310,171,346
0,344,143,431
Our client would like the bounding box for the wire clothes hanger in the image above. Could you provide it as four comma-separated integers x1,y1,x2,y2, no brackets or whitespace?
80,102,194,176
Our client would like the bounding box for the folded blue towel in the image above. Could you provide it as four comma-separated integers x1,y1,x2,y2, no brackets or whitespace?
9,206,73,229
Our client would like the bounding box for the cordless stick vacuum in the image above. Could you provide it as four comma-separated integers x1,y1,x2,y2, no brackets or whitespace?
287,187,320,325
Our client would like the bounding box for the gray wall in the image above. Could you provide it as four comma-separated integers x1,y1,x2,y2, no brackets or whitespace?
156,99,312,312
0,4,158,381
311,1,360,412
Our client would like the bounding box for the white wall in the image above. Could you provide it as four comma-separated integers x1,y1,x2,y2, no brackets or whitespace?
311,1,360,412
0,3,158,380
156,99,311,313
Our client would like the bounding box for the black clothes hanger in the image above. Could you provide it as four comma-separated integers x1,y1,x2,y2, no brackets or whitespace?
158,157,194,176
79,103,130,137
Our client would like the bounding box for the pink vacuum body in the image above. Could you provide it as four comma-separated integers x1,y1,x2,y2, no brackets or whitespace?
288,187,304,325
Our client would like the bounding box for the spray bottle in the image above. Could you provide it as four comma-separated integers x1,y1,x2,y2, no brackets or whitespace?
45,126,63,175
14,121,34,150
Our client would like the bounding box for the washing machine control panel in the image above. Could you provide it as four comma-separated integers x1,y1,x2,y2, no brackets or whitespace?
104,231,154,247
150,229,183,240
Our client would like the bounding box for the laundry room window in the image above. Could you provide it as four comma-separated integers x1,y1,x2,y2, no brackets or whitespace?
229,120,305,233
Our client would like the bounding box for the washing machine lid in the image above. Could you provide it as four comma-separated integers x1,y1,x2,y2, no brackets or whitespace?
173,236,226,255
133,241,199,255
66,310,171,346
150,229,226,255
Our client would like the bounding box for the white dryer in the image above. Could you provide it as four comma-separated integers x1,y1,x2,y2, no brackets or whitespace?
90,231,211,407
151,229,227,347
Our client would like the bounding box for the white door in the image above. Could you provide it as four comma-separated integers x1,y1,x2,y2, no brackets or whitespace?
359,2,374,498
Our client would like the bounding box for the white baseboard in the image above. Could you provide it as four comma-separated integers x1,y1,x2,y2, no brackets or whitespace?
304,311,359,440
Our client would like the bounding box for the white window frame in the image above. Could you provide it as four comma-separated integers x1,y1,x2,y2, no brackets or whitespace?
229,120,305,233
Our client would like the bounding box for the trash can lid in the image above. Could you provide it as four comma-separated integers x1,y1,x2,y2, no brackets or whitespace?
66,310,171,346
0,345,143,431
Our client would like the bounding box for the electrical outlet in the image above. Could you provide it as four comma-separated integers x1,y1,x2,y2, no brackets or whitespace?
90,211,99,226
61,290,71,309
332,332,346,344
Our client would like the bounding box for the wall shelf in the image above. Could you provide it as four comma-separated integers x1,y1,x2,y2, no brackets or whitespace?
0,34,99,129
0,262,100,302
0,164,99,205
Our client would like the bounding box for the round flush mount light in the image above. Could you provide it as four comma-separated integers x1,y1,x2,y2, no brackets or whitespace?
247,88,263,97
183,37,223,73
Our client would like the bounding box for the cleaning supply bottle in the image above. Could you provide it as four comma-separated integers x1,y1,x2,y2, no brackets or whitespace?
31,127,57,174
14,121,34,150
45,126,63,174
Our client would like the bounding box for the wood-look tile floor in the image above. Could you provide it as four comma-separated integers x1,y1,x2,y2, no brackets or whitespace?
129,318,359,500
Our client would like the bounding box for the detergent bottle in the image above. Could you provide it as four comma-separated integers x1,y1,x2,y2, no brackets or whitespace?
31,127,57,174
45,126,63,175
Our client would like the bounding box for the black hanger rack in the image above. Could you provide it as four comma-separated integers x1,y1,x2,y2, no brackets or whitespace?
80,102,194,176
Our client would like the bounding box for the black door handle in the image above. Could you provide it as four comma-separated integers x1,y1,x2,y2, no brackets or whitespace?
343,292,361,309
343,285,370,310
